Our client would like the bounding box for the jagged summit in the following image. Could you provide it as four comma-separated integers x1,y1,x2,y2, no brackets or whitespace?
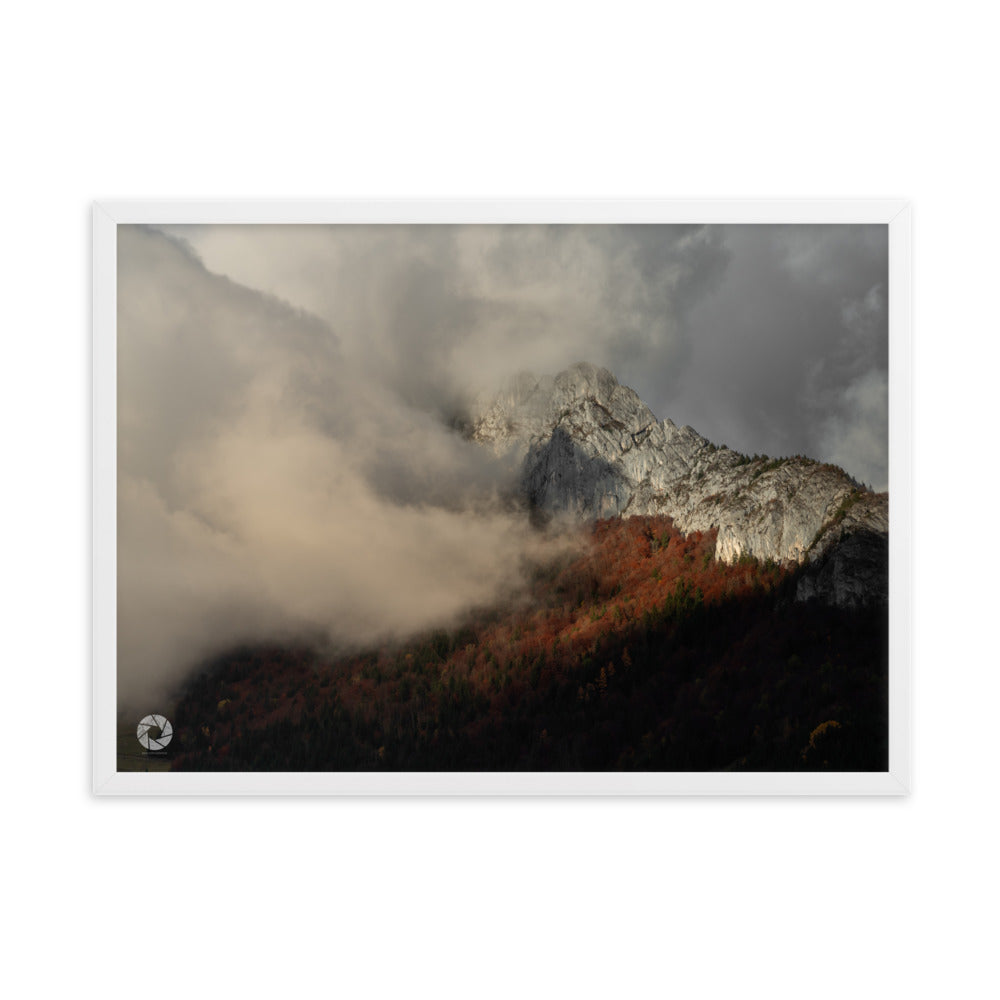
472,361,708,513
470,362,888,606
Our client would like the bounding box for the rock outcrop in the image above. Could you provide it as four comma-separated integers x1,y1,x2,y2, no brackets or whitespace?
470,362,888,607
795,529,889,608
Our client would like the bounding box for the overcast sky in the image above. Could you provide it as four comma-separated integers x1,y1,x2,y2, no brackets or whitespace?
118,222,888,708
157,222,888,481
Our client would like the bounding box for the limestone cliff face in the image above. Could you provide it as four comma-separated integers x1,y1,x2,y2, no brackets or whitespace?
470,362,888,606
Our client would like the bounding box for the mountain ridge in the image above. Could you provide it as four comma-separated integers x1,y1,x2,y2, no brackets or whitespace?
469,362,888,606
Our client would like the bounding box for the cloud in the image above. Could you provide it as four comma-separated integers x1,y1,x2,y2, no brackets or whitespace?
117,227,572,710
117,221,889,707
160,222,732,416
817,368,889,491
165,222,885,486
662,224,889,488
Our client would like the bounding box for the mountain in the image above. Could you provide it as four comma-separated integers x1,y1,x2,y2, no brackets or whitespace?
470,362,888,607
164,363,890,773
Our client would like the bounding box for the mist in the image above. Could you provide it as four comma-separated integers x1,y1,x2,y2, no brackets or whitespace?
117,222,888,710
118,227,557,710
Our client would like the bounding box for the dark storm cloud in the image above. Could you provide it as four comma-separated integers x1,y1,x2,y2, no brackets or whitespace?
120,222,888,707
660,224,889,489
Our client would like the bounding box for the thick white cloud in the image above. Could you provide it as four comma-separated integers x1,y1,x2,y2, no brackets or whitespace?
118,227,575,709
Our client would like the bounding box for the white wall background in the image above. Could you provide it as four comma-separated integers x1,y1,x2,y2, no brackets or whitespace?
3,2,994,997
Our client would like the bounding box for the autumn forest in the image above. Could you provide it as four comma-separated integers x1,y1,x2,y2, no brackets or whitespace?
165,516,888,772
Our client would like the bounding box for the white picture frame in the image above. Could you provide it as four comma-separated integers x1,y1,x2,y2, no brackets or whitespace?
93,199,911,795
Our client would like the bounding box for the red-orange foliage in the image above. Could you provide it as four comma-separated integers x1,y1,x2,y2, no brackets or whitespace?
172,515,867,772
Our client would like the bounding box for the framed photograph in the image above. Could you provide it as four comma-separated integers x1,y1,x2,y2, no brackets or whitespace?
93,200,911,794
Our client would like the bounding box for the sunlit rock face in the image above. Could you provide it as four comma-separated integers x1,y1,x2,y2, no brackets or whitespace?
470,362,888,607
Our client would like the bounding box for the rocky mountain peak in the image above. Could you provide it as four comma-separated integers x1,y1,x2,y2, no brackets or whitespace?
471,362,660,458
469,362,888,607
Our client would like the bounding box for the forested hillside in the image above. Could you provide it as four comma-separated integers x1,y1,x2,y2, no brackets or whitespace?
170,516,888,772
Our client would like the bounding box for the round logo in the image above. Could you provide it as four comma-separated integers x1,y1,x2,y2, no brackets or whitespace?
137,714,173,751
